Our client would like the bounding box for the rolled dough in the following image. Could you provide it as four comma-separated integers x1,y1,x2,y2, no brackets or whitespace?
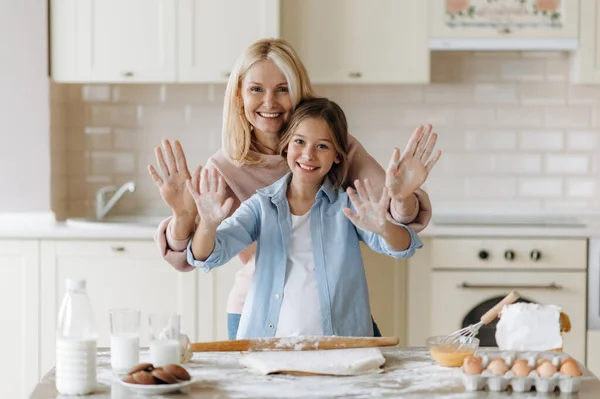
239,348,386,376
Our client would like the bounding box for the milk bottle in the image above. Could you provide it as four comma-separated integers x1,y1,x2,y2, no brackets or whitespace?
55,279,97,395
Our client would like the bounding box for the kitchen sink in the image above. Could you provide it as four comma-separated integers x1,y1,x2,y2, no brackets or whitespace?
66,215,168,229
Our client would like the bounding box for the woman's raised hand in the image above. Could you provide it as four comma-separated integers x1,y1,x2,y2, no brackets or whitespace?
148,139,200,219
343,179,390,235
385,125,442,201
186,168,234,229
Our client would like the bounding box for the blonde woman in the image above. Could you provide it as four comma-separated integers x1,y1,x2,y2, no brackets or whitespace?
149,38,441,339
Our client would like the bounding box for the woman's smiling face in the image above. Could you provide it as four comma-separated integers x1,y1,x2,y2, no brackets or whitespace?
240,60,294,138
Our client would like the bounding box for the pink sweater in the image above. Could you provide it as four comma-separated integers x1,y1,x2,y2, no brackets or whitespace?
154,135,431,313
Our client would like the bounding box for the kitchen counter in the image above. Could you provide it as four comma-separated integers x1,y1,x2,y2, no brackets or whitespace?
423,224,597,238
3,212,600,240
1,222,158,239
29,347,600,398
0,213,159,239
424,213,600,238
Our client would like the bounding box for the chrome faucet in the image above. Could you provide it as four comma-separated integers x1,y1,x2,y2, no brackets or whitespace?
95,181,136,220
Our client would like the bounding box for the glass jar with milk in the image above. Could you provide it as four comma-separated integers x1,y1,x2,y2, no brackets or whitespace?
149,313,181,366
55,279,97,395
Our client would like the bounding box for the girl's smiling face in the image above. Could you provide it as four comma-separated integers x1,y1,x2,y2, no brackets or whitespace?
286,117,340,186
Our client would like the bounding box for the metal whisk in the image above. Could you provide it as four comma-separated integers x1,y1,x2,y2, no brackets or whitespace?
442,291,520,346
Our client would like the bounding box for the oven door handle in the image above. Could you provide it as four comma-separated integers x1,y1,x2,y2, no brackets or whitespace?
458,282,563,290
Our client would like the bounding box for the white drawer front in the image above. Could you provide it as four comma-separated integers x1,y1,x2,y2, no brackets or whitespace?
51,240,158,258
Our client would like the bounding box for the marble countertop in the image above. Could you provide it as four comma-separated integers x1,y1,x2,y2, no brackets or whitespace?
29,347,600,399
2,212,600,240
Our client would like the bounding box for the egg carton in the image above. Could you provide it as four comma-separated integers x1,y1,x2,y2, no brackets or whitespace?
461,350,586,394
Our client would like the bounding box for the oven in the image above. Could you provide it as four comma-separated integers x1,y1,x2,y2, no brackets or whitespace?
429,237,588,363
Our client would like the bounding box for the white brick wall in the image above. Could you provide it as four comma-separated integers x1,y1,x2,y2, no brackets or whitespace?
50,51,600,218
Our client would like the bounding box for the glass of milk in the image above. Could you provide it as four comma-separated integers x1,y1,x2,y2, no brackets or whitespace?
148,312,181,367
109,308,141,373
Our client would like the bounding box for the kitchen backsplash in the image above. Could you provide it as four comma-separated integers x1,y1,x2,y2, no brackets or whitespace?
50,51,600,220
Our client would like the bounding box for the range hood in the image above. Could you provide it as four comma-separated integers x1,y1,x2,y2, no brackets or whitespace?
429,0,580,52
429,38,578,51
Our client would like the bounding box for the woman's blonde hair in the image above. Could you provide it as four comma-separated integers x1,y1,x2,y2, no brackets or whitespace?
278,98,349,188
222,38,315,166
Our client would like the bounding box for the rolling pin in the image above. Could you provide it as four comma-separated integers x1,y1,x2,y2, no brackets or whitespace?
191,336,399,352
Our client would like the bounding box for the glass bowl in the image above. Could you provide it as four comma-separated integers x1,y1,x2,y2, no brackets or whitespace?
427,335,480,367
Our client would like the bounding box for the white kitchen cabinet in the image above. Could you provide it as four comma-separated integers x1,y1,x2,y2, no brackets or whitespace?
571,0,600,83
195,255,244,341
361,244,408,344
39,239,197,377
178,0,279,83
281,0,429,84
0,240,40,399
406,237,432,347
430,0,579,43
50,0,177,83
588,330,600,377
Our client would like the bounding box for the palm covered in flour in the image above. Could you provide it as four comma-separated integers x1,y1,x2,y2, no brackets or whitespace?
186,168,234,228
386,125,442,200
343,179,391,235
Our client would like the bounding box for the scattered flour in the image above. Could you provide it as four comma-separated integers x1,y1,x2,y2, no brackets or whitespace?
41,347,591,398
268,336,322,351
54,348,476,398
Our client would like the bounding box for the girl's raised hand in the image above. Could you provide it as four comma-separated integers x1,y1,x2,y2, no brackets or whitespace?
343,179,390,235
185,168,234,229
386,125,442,200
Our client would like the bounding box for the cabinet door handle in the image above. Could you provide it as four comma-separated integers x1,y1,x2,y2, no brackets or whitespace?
458,282,563,290
111,246,126,252
348,72,362,78
223,72,231,78
122,71,135,77
498,27,512,35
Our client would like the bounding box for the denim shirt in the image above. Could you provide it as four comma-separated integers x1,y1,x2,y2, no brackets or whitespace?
187,173,423,339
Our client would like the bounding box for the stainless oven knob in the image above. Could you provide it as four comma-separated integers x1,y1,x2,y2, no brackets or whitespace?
478,250,489,260
530,250,542,261
504,250,515,261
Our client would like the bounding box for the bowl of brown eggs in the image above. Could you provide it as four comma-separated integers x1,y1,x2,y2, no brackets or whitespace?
427,335,480,367
461,351,583,393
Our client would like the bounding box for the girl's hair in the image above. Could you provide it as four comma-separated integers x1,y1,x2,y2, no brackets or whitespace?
278,98,349,188
222,38,316,166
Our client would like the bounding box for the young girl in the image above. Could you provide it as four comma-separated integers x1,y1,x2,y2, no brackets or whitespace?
185,98,422,339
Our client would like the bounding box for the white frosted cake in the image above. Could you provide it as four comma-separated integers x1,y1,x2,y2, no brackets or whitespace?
495,303,563,351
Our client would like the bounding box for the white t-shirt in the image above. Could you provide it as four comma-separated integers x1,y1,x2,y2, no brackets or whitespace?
275,212,323,337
